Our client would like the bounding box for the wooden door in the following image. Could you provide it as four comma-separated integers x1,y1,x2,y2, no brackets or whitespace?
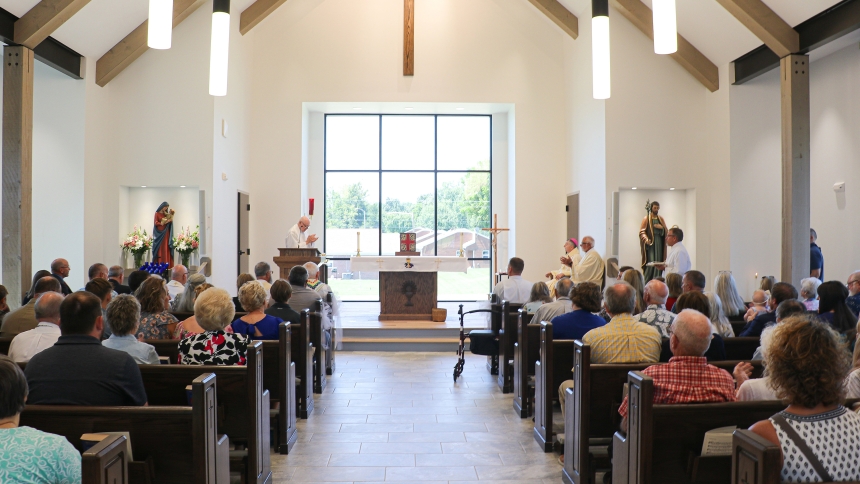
567,193,579,242
238,192,250,276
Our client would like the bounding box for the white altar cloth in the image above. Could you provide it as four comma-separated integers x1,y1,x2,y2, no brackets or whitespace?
349,256,469,273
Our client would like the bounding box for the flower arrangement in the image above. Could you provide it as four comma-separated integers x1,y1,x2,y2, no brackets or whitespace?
122,225,153,268
172,225,200,266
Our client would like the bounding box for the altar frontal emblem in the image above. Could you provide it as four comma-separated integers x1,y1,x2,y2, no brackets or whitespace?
404,258,414,268
400,232,417,252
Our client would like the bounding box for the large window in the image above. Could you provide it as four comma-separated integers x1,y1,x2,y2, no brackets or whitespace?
324,114,492,301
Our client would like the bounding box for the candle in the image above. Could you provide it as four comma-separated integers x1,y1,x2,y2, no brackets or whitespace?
308,198,314,216
357,231,361,252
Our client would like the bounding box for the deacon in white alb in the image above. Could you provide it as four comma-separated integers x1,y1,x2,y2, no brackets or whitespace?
569,236,604,285
657,226,691,277
286,216,318,248
492,257,533,305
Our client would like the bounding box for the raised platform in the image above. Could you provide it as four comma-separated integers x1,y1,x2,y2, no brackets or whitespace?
338,301,489,352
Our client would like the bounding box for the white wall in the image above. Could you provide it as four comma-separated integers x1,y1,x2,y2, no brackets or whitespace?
616,189,688,270
122,186,201,237
247,0,569,284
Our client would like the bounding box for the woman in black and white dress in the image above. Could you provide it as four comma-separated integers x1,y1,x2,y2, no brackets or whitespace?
179,287,248,366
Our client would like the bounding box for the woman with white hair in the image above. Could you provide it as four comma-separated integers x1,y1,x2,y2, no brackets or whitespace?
713,272,746,318
179,288,249,365
800,277,822,311
172,273,207,313
706,292,734,338
304,261,337,323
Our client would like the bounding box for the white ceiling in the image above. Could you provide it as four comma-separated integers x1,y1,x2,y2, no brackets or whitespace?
0,0,849,64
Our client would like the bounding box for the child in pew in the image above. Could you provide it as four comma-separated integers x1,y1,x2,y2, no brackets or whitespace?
744,289,770,323
102,295,160,365
179,288,249,365
230,281,283,341
747,315,860,483
0,355,82,484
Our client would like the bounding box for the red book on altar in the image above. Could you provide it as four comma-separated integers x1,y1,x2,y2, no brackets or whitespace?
397,233,419,256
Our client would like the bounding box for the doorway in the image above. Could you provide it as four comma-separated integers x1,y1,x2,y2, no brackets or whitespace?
237,192,250,277
567,193,579,242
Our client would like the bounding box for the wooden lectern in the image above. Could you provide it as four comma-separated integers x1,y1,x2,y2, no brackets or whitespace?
273,248,327,283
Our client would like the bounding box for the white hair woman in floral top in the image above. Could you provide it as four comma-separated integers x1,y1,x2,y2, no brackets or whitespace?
178,288,248,366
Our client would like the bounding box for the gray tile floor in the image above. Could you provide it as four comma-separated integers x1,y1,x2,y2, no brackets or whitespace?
272,351,563,483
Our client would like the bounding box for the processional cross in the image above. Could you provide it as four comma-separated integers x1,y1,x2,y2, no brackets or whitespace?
482,214,509,284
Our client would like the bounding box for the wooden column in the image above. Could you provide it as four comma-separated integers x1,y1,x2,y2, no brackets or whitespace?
780,54,810,286
3,46,34,306
403,0,414,76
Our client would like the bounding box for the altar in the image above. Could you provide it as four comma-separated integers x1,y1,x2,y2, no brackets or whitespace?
350,256,469,321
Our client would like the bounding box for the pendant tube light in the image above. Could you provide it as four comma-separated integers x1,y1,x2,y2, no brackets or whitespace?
592,0,610,100
652,0,677,54
148,0,174,49
209,0,230,96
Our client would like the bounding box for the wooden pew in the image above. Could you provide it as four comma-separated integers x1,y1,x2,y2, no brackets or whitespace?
21,373,229,484
512,311,538,418
561,341,763,484
730,321,746,337
533,321,575,451
487,301,503,374
723,337,760,361
261,323,298,454
325,291,336,376
82,434,129,484
307,302,327,393
497,301,523,393
612,372,803,484
138,341,272,484
291,311,315,419
145,339,180,364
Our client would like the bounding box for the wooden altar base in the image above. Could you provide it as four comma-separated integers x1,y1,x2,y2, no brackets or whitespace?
379,271,436,321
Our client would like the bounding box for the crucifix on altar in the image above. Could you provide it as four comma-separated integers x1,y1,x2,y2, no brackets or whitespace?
482,214,510,285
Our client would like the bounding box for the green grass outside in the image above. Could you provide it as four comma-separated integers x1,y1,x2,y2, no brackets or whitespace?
328,267,491,301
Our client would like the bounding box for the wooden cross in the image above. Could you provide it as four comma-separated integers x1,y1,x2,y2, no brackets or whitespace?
481,214,509,283
403,0,414,76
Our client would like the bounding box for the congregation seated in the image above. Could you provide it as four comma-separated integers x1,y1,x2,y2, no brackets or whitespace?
85,278,113,339
633,279,676,338
714,271,746,318
748,299,807,361
621,269,646,314
126,269,149,293
134,277,177,340
744,289,770,322
800,276,822,312
304,261,336,320
760,275,776,294
668,291,726,361
179,288,249,365
550,281,605,340
492,257,532,304
706,292,735,337
102,295,159,365
664,272,682,312
0,285,9,324
49,258,73,296
747,316,860,483
618,309,736,431
78,263,114,295
0,277,61,338
174,283,235,339
231,281,283,340
817,280,857,349
165,264,188,303
108,264,131,295
234,273,254,312
739,282,798,337
25,292,148,406
8,292,64,363
0,355,81,482
522,282,551,314
582,281,661,363
847,270,860,317
289,265,333,345
532,278,573,323
265,280,301,324
671,269,706,313
171,273,206,312
255,261,274,299
21,270,51,306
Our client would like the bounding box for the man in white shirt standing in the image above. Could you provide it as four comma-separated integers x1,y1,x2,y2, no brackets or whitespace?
492,258,533,304
8,292,64,363
286,216,318,248
166,264,188,303
657,227,691,277
570,236,605,285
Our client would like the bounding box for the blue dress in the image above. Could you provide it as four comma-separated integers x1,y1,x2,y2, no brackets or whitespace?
230,314,283,340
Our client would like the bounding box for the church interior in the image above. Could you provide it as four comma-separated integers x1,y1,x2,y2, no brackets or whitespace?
0,0,859,482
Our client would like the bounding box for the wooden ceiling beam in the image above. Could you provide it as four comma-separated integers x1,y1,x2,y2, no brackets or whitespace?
14,0,91,49
715,0,798,58
611,0,719,92
240,0,289,35
528,0,579,40
95,0,206,87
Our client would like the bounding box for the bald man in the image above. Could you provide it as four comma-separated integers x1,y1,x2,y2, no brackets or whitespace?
617,309,736,429
286,216,318,248
8,292,64,363
634,280,676,338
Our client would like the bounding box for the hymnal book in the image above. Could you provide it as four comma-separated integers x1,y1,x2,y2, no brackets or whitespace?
80,432,133,461
700,426,736,456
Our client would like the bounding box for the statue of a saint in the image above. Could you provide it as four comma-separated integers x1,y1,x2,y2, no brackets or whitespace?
152,202,176,267
639,200,667,282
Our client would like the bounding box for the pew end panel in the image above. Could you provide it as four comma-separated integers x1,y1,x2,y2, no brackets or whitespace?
533,321,575,453
487,302,502,374
498,301,522,393
564,340,592,484
731,430,781,484
292,313,314,419
626,371,653,484
82,434,129,484
308,304,327,394
263,322,297,454
512,312,537,417
325,292,336,375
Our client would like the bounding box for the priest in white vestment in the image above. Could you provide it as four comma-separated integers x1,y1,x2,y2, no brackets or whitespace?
569,236,604,285
545,239,581,297
286,216,318,248
492,257,533,304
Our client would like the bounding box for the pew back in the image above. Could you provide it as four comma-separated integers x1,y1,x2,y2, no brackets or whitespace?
512,311,538,417
498,301,523,393
82,434,129,484
291,312,314,419
261,323,298,453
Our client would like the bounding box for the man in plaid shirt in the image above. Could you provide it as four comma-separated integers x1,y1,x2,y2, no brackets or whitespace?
618,309,736,426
